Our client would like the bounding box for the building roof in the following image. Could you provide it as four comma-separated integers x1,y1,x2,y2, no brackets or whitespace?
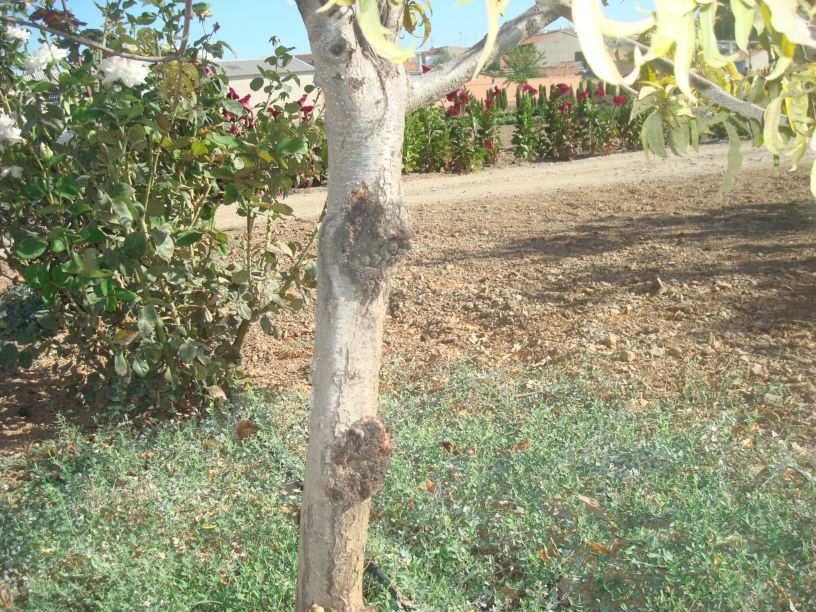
216,56,313,79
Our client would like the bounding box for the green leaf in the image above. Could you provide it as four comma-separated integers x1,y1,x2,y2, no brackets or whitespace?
223,98,246,116
190,139,209,157
0,343,19,368
15,238,48,260
208,132,241,149
35,311,59,330
151,229,175,263
274,137,308,157
231,269,250,284
115,288,138,302
271,202,293,215
237,302,252,320
249,77,264,91
132,357,149,378
23,264,49,289
260,314,273,334
56,177,81,200
108,183,137,229
122,232,147,258
138,305,159,338
67,202,93,216
114,351,129,377
641,111,667,159
176,230,203,247
178,340,198,364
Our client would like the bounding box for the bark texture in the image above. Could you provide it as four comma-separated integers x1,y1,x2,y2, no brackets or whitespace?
295,5,410,609
294,0,562,607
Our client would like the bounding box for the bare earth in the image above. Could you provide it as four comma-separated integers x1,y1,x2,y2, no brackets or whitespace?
3,144,815,456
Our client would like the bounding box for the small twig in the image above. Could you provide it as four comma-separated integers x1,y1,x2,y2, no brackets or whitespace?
364,558,416,611
0,0,193,64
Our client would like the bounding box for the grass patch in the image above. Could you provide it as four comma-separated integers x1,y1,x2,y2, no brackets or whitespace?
1,367,814,609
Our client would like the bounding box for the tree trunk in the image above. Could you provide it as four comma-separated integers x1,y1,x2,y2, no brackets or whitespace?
295,27,410,611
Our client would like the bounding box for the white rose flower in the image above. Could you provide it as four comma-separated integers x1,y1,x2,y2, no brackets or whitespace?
39,142,53,159
6,27,30,42
56,130,75,146
99,56,150,87
1,166,23,179
24,44,69,73
0,113,23,147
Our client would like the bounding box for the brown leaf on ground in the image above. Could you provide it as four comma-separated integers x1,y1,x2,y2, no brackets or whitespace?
236,420,262,440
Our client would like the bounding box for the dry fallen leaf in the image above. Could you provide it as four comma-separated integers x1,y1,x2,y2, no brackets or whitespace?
576,494,604,516
537,546,550,562
236,420,262,440
419,478,436,493
586,540,611,554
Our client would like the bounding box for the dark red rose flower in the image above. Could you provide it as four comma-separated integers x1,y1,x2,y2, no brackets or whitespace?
229,122,238,134
595,85,606,97
239,93,252,112
458,92,470,104
577,91,589,101
447,107,460,117
222,109,232,119
204,66,213,77
422,64,431,73
484,139,494,151
522,84,536,95
558,101,572,112
227,87,240,100
267,107,281,116
556,83,570,94
484,98,493,107
446,91,458,102
613,95,626,106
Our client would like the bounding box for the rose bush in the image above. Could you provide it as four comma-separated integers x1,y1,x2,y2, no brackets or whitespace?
0,1,324,412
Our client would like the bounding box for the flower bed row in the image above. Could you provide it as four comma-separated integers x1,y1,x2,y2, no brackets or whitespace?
403,80,647,173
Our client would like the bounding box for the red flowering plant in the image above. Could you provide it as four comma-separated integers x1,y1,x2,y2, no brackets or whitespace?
445,89,496,172
404,88,498,173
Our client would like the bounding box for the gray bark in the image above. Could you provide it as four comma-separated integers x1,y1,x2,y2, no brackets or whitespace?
295,5,410,609
294,1,562,608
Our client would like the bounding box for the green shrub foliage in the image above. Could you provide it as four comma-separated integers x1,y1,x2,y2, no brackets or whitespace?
0,1,324,411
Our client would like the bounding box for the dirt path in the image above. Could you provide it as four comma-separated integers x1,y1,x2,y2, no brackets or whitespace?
215,142,777,229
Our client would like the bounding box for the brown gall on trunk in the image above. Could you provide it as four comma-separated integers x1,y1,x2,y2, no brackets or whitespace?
326,416,394,507
338,184,412,302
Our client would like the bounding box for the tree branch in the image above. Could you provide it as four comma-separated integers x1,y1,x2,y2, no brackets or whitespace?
1,1,193,64
616,37,769,124
407,0,567,112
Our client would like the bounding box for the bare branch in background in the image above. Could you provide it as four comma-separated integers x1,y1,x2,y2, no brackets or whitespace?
0,0,193,64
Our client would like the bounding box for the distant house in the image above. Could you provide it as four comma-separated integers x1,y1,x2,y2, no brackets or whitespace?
216,56,317,106
522,28,584,71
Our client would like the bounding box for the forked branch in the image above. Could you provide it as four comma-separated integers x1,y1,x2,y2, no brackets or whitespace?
407,0,569,112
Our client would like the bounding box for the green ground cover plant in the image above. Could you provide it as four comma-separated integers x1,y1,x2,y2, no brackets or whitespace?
2,366,812,609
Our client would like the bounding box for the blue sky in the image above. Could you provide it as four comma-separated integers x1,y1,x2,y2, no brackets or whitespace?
65,0,652,59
